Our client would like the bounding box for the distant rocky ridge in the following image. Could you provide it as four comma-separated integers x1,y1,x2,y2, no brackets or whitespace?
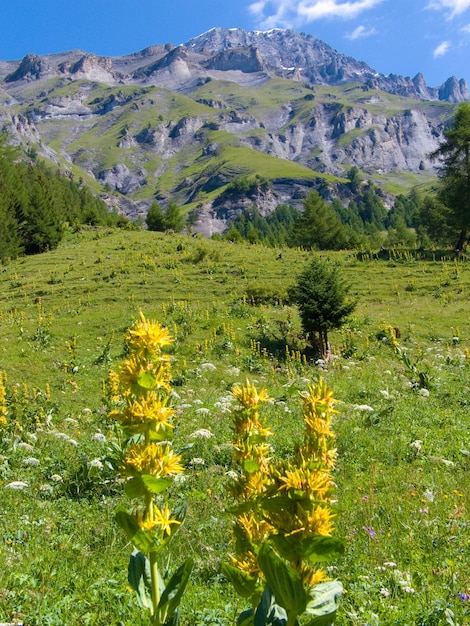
2,28,467,101
0,28,464,233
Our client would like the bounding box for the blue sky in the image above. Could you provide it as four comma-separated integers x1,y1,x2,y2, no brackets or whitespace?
2,0,470,88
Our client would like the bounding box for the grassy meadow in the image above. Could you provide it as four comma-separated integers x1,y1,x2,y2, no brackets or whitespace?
0,228,469,625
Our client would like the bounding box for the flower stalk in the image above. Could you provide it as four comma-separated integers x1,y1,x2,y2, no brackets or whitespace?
224,378,343,625
109,312,192,625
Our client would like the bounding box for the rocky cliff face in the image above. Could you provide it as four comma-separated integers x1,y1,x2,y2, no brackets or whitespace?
0,27,462,231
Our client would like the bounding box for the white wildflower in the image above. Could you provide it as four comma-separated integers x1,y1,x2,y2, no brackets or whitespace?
193,399,203,405
441,458,455,467
54,432,70,440
23,457,40,467
82,408,92,414
89,458,103,470
410,440,422,452
50,474,63,482
195,407,210,415
380,588,390,597
17,442,34,452
189,457,205,466
384,561,397,568
225,470,238,480
92,433,107,443
423,489,434,502
67,439,78,446
379,390,391,399
418,388,430,397
64,417,78,425
200,362,217,371
6,481,28,490
189,428,214,439
353,404,374,412
39,484,53,494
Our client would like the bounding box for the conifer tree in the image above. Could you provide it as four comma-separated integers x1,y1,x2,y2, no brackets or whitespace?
288,256,356,359
430,102,470,251
164,199,184,232
293,191,347,250
146,200,166,231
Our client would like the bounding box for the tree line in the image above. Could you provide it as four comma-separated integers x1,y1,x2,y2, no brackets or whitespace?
0,136,128,261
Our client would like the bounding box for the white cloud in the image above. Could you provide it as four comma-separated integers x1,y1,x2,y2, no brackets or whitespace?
461,22,470,30
347,24,377,39
433,40,451,56
427,0,470,19
248,0,384,29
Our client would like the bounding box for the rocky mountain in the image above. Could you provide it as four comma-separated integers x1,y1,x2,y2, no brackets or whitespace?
0,28,464,234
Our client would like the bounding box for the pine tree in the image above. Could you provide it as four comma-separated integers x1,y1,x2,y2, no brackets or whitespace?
293,191,348,250
430,102,470,251
288,257,356,359
164,199,184,232
146,200,165,231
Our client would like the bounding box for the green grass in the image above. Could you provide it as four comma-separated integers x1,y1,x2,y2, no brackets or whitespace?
0,230,469,624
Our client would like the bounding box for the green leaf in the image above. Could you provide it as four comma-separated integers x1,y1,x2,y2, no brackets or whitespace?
243,459,260,473
303,581,343,626
128,549,153,611
138,370,157,389
254,586,288,626
115,510,157,554
222,562,259,598
158,558,194,624
237,608,254,626
301,537,345,563
124,476,146,498
141,474,172,494
258,543,307,617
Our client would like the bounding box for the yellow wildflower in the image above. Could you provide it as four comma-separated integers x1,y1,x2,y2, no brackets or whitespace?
110,394,175,432
232,380,270,408
136,502,181,536
299,564,328,588
127,312,173,356
123,442,184,477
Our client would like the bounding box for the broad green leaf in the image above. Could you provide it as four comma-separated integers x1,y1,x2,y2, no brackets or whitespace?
115,510,157,554
162,611,180,626
128,549,153,611
237,608,254,626
124,476,146,498
271,533,301,563
141,474,172,494
148,424,173,441
243,459,260,473
258,543,307,617
303,581,343,626
222,562,259,598
158,558,194,624
254,586,288,626
301,536,345,563
138,370,157,389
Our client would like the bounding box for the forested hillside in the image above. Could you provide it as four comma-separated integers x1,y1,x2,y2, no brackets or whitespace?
0,136,128,260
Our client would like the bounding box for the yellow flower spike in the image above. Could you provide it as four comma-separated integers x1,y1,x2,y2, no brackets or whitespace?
123,442,184,477
110,394,175,433
232,380,270,408
127,312,173,357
